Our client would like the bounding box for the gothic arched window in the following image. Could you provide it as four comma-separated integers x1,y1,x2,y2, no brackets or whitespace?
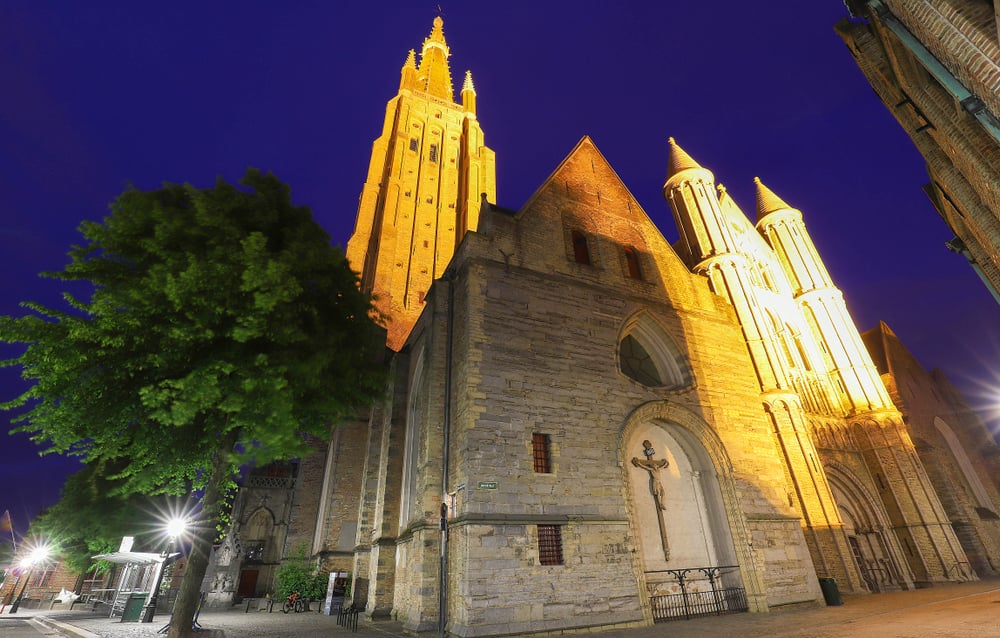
618,315,691,389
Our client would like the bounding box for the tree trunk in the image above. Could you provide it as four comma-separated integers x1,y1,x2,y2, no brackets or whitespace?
167,429,238,638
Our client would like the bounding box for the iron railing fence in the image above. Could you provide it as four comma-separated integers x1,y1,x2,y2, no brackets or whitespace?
646,565,748,622
650,586,747,622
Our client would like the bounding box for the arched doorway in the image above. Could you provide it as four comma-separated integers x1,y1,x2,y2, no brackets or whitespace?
826,464,912,592
238,507,275,598
622,402,762,620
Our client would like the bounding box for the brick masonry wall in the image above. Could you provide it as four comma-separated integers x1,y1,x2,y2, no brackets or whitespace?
885,0,1000,119
285,441,328,556
316,418,369,573
403,139,825,635
866,323,1000,577
0,559,94,609
835,12,1000,298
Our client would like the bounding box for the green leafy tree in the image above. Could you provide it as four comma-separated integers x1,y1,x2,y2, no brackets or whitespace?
0,170,386,637
275,544,327,600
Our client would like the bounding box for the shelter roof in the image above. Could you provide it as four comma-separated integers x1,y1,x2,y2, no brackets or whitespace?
91,551,176,565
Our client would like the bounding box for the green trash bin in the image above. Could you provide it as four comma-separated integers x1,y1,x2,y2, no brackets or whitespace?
818,577,842,606
121,592,148,622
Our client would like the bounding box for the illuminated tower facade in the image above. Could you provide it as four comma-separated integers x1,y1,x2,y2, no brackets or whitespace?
664,139,868,593
346,16,496,350
666,137,970,591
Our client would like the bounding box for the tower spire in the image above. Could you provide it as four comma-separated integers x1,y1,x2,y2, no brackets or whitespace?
461,70,477,115
417,16,454,101
346,15,495,351
665,137,704,179
753,176,794,222
753,176,893,412
400,49,418,91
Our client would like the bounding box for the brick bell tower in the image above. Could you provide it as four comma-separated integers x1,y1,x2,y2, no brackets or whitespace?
346,16,496,351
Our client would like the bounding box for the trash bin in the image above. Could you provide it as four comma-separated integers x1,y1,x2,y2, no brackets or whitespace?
818,577,842,606
121,592,148,622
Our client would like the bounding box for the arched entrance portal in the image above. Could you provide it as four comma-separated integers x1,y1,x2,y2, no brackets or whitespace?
622,402,763,619
238,508,276,598
825,464,912,592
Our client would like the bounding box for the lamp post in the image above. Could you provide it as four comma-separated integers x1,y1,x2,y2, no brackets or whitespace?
141,517,187,623
9,546,50,614
1,569,23,614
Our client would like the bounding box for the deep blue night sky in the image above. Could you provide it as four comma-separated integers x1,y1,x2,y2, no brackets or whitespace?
2,2,999,543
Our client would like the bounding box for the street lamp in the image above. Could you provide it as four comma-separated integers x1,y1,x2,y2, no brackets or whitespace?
9,545,50,614
0,568,24,613
141,517,187,623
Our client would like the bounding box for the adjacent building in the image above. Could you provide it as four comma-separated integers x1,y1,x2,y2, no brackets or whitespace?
837,1,1000,302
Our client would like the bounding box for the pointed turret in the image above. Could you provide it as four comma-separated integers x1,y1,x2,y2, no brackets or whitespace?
400,49,418,92
417,16,454,101
664,139,798,392
754,176,794,223
461,70,477,115
665,137,704,180
662,138,733,265
753,177,832,294
754,177,893,413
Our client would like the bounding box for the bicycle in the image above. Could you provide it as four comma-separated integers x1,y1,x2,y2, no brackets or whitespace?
282,591,307,613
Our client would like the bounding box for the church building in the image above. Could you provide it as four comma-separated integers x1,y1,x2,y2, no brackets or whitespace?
213,16,1000,637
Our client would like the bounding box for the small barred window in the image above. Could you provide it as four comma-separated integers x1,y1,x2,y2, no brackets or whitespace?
532,433,551,473
537,525,564,565
572,230,591,265
624,246,642,279
244,542,265,564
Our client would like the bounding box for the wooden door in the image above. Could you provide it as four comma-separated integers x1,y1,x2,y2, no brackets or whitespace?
237,570,259,598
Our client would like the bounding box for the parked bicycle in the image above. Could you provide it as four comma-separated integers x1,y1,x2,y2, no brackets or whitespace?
282,591,308,613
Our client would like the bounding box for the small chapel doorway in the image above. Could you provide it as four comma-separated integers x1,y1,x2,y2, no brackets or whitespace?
237,570,258,599
236,509,275,598
827,469,911,592
624,421,745,620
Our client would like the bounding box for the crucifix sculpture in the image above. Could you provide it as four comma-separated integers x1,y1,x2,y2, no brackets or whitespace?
632,439,670,560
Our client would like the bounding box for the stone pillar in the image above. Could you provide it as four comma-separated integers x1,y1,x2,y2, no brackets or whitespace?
765,393,867,593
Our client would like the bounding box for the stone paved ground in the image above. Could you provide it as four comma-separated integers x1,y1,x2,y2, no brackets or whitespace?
10,578,1000,638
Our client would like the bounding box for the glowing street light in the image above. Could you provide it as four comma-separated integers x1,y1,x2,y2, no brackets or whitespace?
9,545,50,614
141,517,188,623
165,517,187,539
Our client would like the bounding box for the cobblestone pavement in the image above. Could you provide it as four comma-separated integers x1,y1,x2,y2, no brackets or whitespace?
8,578,1000,638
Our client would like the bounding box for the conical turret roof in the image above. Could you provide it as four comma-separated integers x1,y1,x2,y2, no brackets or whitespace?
754,176,795,222
666,137,704,179
402,49,417,71
462,69,476,94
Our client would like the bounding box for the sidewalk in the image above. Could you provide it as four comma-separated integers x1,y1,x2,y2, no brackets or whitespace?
12,578,1000,638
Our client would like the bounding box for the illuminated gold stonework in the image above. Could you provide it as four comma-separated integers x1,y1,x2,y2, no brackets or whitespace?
346,17,496,350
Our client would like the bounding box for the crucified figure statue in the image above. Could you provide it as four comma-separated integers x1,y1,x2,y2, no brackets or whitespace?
632,440,670,560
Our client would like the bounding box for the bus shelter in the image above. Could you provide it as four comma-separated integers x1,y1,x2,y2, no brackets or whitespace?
91,551,176,621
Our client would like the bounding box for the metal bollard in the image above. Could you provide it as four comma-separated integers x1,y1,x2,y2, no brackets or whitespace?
336,605,359,632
